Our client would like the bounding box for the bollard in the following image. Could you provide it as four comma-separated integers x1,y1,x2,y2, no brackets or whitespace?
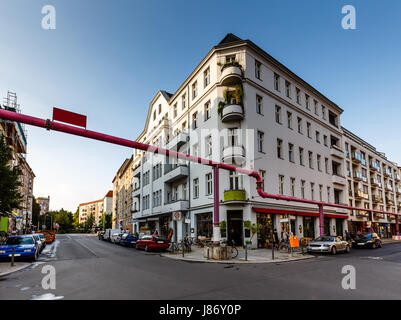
11,246,15,267
245,243,248,261
207,246,210,260
271,243,274,260
182,240,184,258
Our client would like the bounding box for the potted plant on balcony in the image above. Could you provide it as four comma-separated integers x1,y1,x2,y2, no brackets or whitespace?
217,60,242,72
217,84,244,118
220,220,227,238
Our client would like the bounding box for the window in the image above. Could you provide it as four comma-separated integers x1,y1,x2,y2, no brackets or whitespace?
182,94,186,110
299,147,304,165
228,128,239,146
206,173,213,195
290,178,296,197
193,178,199,198
192,81,198,99
257,131,264,152
255,60,261,79
308,151,313,169
182,121,187,132
274,73,280,91
229,171,242,190
192,112,198,129
288,143,294,162
259,170,266,191
193,144,199,157
305,94,310,110
316,131,320,143
204,101,211,121
301,180,306,199
322,105,326,120
317,154,321,171
323,135,328,147
296,88,301,104
279,175,284,195
256,95,263,115
204,68,210,88
277,139,283,159
314,100,319,115
153,110,156,120
311,182,315,201
307,122,311,138
226,55,236,63
275,105,282,123
319,185,323,201
173,104,178,118
327,187,331,203
297,117,302,134
206,136,212,156
325,158,329,174
285,80,291,98
287,112,293,129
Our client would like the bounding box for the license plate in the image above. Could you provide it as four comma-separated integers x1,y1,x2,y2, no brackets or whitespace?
357,243,364,245
9,254,21,257
157,241,164,244
131,241,135,243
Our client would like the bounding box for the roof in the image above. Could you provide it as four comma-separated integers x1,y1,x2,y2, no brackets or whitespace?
104,190,113,198
79,199,103,207
218,33,243,45
160,90,173,101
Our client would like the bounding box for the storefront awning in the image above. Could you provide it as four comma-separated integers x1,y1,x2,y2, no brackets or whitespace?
252,207,348,219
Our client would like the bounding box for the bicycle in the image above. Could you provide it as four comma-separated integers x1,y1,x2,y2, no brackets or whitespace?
278,239,290,253
220,239,239,259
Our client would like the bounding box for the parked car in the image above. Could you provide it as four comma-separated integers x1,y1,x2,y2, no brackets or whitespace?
352,233,382,249
307,236,350,255
120,233,138,247
136,235,169,252
103,229,121,242
32,234,45,253
0,235,39,261
98,231,105,240
111,233,123,244
38,230,55,244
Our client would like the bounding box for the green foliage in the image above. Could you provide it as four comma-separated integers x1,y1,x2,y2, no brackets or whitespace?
31,196,41,227
217,60,242,71
100,213,112,230
243,220,251,230
0,134,23,215
217,85,244,118
220,220,227,230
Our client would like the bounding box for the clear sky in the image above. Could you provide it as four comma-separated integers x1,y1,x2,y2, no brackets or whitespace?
0,0,400,212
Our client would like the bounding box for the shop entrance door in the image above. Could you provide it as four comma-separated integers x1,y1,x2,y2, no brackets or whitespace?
303,217,315,238
336,219,343,237
227,210,243,246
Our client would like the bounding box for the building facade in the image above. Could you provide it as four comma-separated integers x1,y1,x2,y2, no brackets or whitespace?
36,196,50,216
112,156,134,231
343,128,400,237
79,191,113,227
130,34,360,247
0,91,35,234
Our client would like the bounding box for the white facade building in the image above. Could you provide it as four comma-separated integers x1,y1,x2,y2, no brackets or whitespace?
130,34,353,247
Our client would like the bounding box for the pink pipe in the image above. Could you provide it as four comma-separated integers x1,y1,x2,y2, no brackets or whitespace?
1,109,400,222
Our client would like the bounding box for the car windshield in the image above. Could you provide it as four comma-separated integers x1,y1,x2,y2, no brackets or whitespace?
313,236,334,242
154,236,166,242
6,237,34,245
39,235,45,240
357,233,372,239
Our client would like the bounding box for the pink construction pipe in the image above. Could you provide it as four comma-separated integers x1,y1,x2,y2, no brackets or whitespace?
1,109,399,236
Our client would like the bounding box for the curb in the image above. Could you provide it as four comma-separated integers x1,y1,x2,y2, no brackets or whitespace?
0,263,33,278
160,253,315,264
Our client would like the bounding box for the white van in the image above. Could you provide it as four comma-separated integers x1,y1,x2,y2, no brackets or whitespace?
104,229,121,242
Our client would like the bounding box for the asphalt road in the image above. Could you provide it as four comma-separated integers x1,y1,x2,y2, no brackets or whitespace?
1,234,401,300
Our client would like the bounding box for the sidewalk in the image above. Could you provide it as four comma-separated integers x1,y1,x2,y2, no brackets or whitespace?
161,246,315,264
0,261,32,277
381,238,401,245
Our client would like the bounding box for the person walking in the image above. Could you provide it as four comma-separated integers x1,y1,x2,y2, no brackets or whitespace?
273,229,279,249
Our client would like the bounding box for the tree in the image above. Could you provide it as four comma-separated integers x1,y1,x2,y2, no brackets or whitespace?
31,196,41,228
84,213,95,232
72,207,80,229
100,213,112,230
54,208,73,232
0,134,23,215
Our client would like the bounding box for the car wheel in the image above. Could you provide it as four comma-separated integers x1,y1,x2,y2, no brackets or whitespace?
145,245,149,252
378,241,382,248
345,245,350,253
372,243,376,249
331,246,337,255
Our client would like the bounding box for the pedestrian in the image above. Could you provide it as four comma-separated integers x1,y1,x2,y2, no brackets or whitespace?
273,229,279,249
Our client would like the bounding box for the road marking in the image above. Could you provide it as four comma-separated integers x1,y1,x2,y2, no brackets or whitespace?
31,293,64,300
67,234,98,257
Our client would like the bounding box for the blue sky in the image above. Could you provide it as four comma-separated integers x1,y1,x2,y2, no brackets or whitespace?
0,0,400,212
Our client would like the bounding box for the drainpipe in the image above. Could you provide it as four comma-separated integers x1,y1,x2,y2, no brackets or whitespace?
213,166,220,244
396,215,399,235
319,204,325,236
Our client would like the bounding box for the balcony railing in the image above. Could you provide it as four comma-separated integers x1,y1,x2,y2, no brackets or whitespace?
369,161,380,171
351,152,362,163
224,189,246,202
354,190,369,200
372,195,383,203
353,171,367,182
371,178,382,188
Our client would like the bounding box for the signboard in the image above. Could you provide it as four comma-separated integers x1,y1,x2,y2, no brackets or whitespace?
289,236,300,248
53,108,87,128
185,219,191,224
173,212,182,221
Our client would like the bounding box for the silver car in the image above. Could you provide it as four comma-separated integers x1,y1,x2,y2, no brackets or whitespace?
307,236,350,255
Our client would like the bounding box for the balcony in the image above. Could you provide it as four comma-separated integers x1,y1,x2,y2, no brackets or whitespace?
166,132,189,150
330,145,344,159
396,174,401,182
220,65,243,86
386,197,394,206
332,174,346,185
222,145,246,165
396,188,401,195
388,214,397,221
353,209,369,218
369,161,380,172
224,189,246,202
221,104,244,122
354,190,369,200
370,178,382,188
351,152,362,164
385,184,393,192
384,169,392,178
372,195,383,203
353,171,367,182
164,165,189,183
373,212,385,220
164,199,189,212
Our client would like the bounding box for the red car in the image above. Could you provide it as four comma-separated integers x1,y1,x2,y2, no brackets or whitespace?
135,235,169,252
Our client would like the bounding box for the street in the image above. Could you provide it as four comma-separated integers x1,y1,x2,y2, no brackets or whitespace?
1,234,401,300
